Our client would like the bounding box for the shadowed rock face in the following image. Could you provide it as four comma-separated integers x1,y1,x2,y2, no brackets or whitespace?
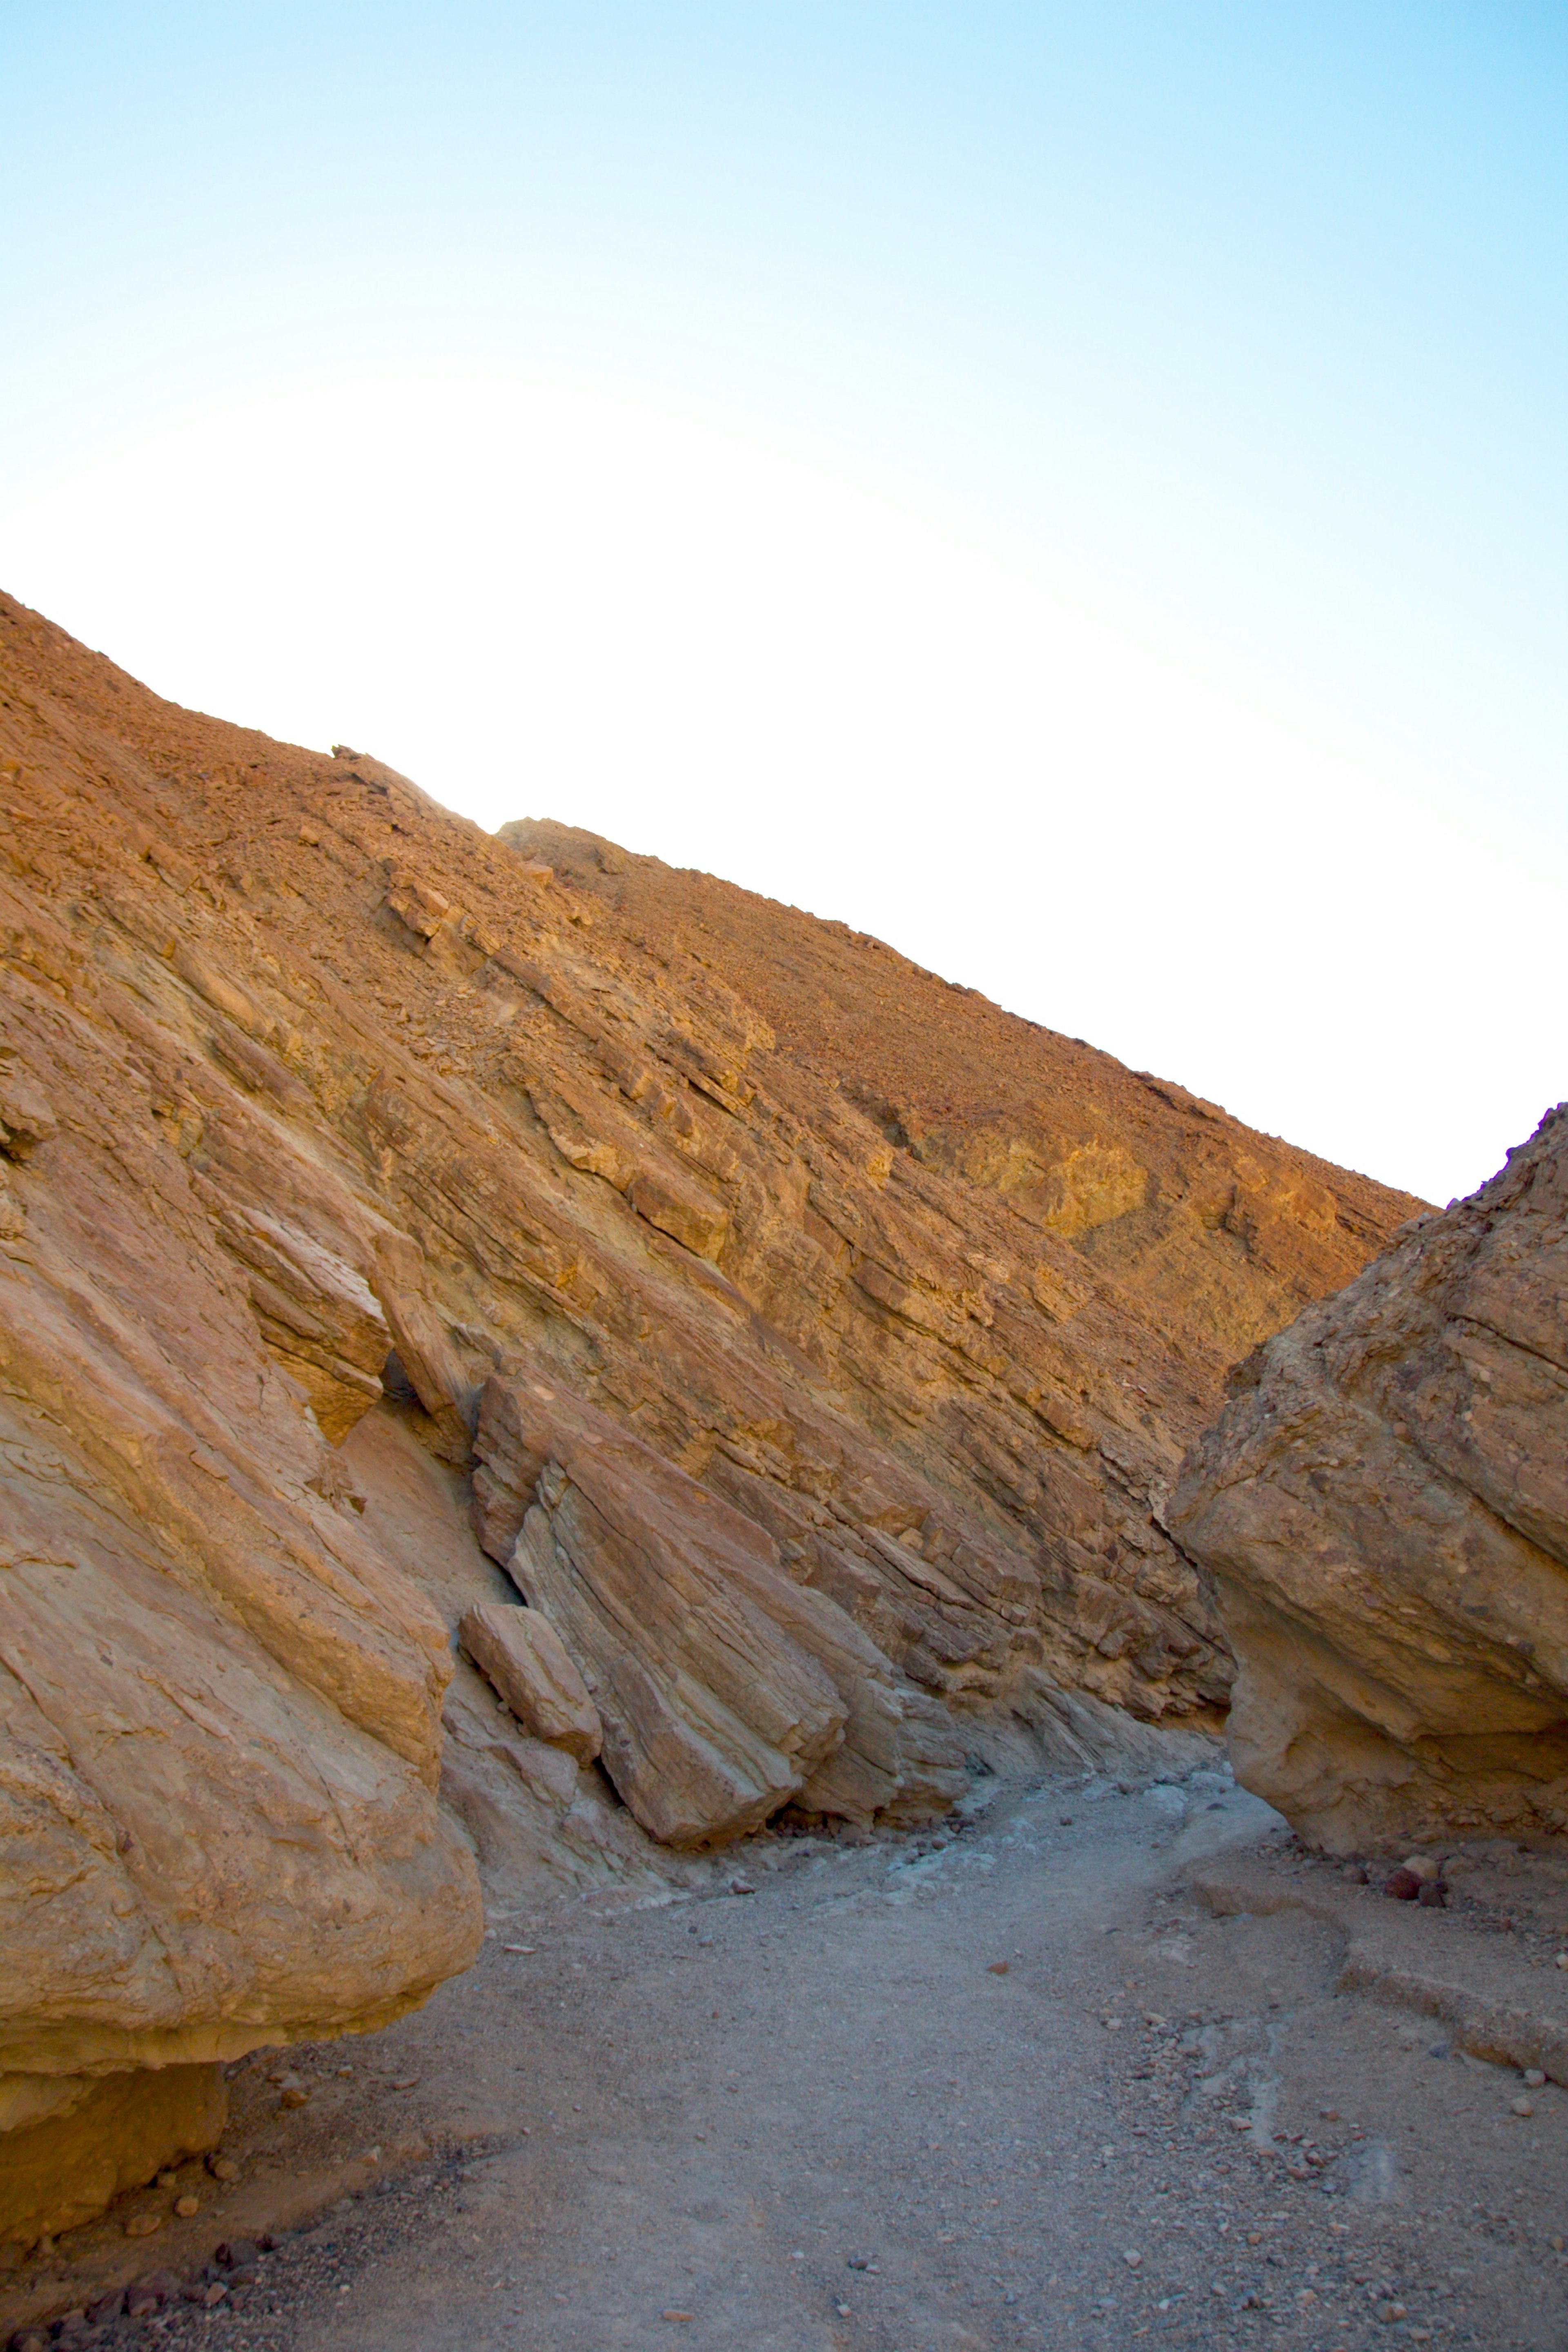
0,587,1419,2231
1169,1105,1568,1854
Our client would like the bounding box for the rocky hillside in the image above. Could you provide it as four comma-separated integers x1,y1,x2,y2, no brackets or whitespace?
1172,1103,1568,1854
0,588,1421,2239
500,817,1412,1368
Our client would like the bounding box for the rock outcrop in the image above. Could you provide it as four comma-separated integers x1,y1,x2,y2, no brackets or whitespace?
499,817,1418,1370
0,585,1421,2240
458,1602,603,1764
1169,1106,1568,1854
474,1374,966,1843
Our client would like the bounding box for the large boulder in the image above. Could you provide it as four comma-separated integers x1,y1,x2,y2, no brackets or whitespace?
473,1375,967,1845
1169,1107,1568,1853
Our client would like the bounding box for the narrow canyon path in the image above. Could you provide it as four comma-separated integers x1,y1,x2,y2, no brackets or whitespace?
102,1771,1568,2352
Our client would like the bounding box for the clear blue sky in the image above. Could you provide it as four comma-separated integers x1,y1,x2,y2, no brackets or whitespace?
3,4,1563,1203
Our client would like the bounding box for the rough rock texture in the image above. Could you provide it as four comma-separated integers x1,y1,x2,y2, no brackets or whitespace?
476,1374,966,1843
0,586,1420,2229
458,1602,602,1764
500,817,1419,1368
0,2065,227,2249
1170,1105,1568,1853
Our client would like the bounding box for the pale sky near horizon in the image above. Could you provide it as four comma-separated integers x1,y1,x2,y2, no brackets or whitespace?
2,5,1563,1206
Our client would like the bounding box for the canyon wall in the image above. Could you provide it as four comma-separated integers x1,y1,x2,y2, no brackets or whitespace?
1171,1105,1568,1853
0,589,1421,2238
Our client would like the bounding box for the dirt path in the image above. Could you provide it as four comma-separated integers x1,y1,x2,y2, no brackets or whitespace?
15,1764,1568,2352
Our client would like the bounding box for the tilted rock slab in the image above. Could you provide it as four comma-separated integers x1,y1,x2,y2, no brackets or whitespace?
459,1601,602,1763
474,1376,967,1844
1169,1106,1568,1853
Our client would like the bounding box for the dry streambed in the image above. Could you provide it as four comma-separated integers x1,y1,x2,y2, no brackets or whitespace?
7,1768,1568,2352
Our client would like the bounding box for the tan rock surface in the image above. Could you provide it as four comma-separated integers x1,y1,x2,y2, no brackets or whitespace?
1169,1104,1568,1853
0,586,1419,2231
477,1374,966,1842
499,817,1421,1366
458,1602,602,1764
0,2065,227,2248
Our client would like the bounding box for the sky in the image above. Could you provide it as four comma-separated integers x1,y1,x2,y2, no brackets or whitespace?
2,4,1563,1206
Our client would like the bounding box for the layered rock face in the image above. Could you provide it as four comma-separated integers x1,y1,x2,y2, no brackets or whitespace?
473,1375,966,1843
1170,1107,1568,1853
499,818,1416,1368
0,587,1420,2235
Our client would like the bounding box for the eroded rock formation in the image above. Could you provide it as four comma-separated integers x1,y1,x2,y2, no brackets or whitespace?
0,587,1421,2239
458,1602,603,1765
474,1374,966,1842
1170,1106,1568,1853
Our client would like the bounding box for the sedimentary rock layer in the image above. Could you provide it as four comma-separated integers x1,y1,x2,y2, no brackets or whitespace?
1170,1105,1568,1853
475,1374,966,1842
500,817,1418,1370
458,1601,603,1765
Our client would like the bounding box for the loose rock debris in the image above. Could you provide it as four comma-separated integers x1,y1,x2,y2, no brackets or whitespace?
6,1770,1568,2351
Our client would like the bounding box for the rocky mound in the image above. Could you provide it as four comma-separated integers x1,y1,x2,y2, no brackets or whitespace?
1170,1105,1568,1853
0,587,1419,2241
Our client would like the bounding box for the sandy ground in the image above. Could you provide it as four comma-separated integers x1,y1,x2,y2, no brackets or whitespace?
10,1762,1568,2352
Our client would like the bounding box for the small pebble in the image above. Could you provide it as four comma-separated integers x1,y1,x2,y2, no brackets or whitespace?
155,2171,178,2189
1122,2249,1143,2268
174,2194,200,2218
987,1961,1010,1976
660,2311,696,2323
1511,2096,1535,2117
1524,2069,1546,2088
1376,2301,1408,2323
124,2213,162,2237
280,2085,310,2109
209,2155,240,2180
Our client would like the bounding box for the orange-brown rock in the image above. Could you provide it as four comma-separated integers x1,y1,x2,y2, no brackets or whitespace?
0,2066,227,2250
458,1601,603,1764
1169,1106,1568,1853
476,1373,966,1842
0,586,1421,2232
498,817,1417,1369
